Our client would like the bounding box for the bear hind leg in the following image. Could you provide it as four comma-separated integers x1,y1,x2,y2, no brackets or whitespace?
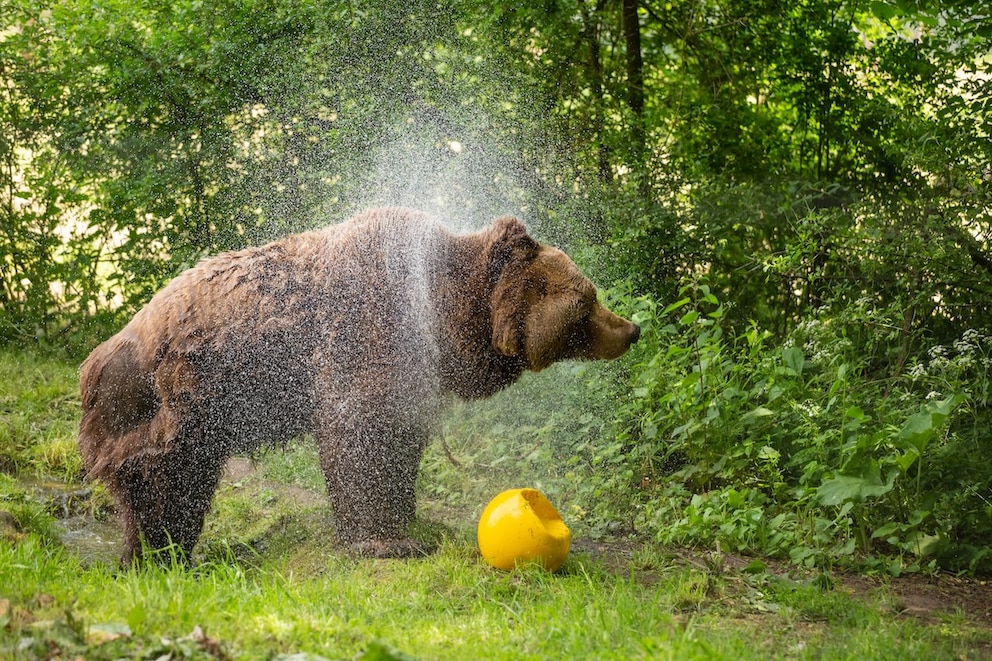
115,445,225,566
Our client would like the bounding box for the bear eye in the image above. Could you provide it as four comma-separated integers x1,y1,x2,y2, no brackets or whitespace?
567,305,591,332
569,301,591,325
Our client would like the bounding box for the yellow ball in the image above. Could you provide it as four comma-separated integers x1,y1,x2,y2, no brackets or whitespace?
477,488,571,571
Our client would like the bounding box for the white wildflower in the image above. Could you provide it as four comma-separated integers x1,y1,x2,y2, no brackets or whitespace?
954,338,974,354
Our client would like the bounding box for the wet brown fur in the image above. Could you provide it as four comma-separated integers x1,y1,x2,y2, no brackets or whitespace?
78,207,640,563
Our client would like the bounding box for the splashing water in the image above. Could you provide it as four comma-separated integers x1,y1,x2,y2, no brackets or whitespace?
346,112,534,234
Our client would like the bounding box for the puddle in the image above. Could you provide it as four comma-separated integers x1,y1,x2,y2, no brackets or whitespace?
12,477,121,566
57,516,121,566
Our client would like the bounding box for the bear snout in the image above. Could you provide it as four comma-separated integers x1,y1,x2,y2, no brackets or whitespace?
588,304,640,360
630,322,642,345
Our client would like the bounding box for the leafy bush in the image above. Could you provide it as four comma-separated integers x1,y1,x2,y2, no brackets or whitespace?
581,282,991,573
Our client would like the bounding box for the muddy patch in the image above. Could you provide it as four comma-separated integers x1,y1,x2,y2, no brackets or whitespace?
58,516,122,565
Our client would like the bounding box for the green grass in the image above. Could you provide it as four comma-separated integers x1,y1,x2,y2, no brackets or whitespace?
0,350,81,479
2,348,992,659
4,534,990,660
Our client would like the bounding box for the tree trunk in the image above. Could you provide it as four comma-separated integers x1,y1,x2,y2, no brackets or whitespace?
621,0,647,196
583,3,612,185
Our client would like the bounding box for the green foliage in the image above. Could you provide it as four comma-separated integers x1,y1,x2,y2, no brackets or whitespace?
427,275,991,573
574,283,991,573
1,0,493,348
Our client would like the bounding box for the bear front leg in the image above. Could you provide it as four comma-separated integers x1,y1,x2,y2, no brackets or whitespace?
316,418,428,558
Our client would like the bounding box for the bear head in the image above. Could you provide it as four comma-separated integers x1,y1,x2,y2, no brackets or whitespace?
487,216,641,372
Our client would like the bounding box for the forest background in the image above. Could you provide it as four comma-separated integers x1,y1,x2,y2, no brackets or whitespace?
3,0,992,574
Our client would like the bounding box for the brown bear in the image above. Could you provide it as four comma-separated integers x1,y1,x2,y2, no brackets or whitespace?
78,207,640,563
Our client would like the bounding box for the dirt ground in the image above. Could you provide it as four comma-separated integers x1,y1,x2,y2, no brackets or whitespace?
834,566,992,626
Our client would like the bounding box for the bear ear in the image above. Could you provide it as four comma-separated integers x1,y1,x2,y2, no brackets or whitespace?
486,216,539,285
490,215,532,241
491,273,525,358
486,216,537,358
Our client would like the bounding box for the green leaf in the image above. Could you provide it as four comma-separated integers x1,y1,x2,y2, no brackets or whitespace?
662,297,691,314
870,2,899,20
895,447,920,473
816,464,897,506
898,410,936,451
758,445,780,462
782,346,805,374
844,406,865,421
871,521,903,539
816,474,868,506
912,532,942,557
896,394,965,454
743,406,775,420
